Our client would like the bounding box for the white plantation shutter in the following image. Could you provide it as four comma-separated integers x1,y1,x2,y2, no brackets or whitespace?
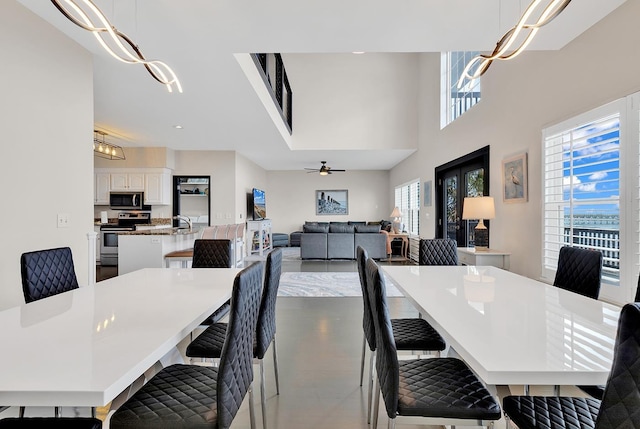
542,102,623,289
394,180,420,236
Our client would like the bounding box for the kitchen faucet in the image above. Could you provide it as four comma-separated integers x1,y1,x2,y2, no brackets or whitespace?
173,215,192,231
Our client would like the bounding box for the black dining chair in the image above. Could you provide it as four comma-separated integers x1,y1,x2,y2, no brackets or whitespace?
357,246,446,424
366,258,501,429
0,417,102,428
109,261,263,429
503,302,640,429
577,272,640,401
418,238,458,266
553,246,603,300
186,248,282,429
192,239,234,325
20,247,79,303
19,246,80,418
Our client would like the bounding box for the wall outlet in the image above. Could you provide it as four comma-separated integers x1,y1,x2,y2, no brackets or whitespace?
57,213,70,228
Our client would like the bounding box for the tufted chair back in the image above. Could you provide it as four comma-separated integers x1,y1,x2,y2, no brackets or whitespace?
553,246,603,300
217,261,263,429
366,258,400,419
595,303,640,428
357,246,376,352
21,247,79,303
419,239,458,266
192,239,233,268
255,248,282,359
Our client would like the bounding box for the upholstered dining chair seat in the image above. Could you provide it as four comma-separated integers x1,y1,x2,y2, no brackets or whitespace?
394,358,502,420
186,323,229,357
390,318,446,351
109,364,222,428
0,418,102,428
502,396,601,429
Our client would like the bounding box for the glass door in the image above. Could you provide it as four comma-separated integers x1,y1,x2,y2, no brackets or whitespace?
435,147,490,247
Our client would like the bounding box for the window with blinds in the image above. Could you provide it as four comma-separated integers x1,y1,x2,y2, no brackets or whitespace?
395,181,420,236
542,108,621,286
441,52,481,128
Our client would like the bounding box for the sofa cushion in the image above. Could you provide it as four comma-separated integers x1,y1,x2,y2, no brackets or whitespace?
330,221,349,226
305,221,329,226
330,224,355,233
303,224,329,233
348,221,367,226
356,224,381,233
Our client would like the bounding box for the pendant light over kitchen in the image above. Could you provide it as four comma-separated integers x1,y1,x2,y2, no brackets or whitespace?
51,0,182,93
93,130,125,160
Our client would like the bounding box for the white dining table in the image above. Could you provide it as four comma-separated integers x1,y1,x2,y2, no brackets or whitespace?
382,265,621,387
0,267,241,407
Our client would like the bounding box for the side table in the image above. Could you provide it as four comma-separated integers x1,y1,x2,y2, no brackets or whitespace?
388,233,410,260
457,247,511,270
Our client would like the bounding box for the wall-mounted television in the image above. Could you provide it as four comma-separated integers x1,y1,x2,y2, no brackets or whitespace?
249,188,267,220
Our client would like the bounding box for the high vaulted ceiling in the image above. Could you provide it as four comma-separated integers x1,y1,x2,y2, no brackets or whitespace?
18,0,627,171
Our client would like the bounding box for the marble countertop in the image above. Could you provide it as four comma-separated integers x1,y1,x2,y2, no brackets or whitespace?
119,227,201,236
94,218,173,226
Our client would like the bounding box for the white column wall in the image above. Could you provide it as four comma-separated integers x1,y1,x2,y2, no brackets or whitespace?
0,1,94,310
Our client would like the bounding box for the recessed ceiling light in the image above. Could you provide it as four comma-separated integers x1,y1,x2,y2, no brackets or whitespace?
352,52,365,55
173,125,183,129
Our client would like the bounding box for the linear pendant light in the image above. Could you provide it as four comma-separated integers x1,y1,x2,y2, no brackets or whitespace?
457,0,571,89
94,130,125,160
51,0,182,93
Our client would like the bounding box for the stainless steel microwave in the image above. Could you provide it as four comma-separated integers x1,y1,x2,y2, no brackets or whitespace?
109,192,144,210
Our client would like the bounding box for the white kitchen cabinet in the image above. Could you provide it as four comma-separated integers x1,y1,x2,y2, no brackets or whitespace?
94,172,110,204
110,172,144,191
94,169,172,205
144,171,172,205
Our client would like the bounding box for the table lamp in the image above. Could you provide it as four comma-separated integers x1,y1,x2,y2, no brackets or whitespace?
390,206,402,233
462,196,495,251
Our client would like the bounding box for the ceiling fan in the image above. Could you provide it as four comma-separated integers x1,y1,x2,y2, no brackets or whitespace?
305,161,346,176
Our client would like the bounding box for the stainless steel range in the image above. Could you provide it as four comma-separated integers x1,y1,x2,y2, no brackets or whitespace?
100,211,151,266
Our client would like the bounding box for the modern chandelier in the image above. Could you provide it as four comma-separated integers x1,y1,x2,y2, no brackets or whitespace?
457,0,572,89
94,130,125,160
51,0,182,93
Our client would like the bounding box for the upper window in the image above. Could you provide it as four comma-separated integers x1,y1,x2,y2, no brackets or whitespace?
542,100,626,301
441,52,481,128
395,180,420,236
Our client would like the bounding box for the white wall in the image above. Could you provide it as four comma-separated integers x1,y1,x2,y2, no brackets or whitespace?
0,1,94,309
267,170,390,234
174,151,237,224
391,0,640,280
283,53,418,151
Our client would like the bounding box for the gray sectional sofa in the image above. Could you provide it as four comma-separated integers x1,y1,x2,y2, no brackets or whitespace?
300,221,387,260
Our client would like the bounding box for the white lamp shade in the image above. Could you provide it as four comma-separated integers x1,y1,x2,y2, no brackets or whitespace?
390,207,402,218
462,196,495,220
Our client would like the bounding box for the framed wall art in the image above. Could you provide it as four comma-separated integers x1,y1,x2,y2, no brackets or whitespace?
502,152,528,203
316,189,348,215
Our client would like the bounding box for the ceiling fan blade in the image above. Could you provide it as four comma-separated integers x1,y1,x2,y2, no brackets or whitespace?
330,169,346,172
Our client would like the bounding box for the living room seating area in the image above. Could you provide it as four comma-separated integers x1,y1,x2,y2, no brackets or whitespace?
299,221,387,260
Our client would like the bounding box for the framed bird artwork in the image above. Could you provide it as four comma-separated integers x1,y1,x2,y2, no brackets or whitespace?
502,152,528,203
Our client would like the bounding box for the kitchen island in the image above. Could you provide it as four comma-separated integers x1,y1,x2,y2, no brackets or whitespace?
118,228,201,275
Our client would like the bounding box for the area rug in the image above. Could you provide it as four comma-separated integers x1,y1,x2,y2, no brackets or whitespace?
280,246,301,261
278,271,403,297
